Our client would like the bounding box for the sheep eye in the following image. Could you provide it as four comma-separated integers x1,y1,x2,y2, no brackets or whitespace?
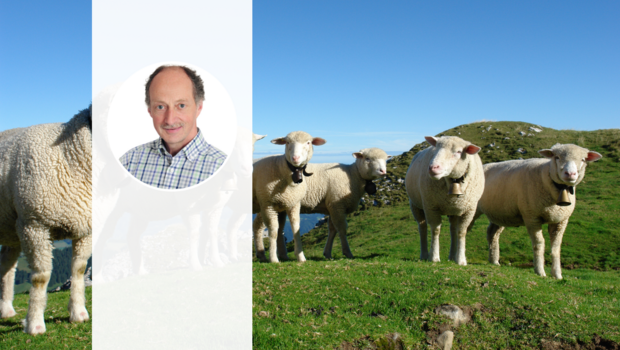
554,156,559,160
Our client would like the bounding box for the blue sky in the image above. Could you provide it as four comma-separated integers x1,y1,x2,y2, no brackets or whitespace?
0,1,618,165
254,1,620,163
0,1,91,130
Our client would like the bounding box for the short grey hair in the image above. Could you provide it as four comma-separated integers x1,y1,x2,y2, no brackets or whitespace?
145,65,205,106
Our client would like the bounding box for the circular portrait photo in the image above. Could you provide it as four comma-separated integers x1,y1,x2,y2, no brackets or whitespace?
107,62,237,190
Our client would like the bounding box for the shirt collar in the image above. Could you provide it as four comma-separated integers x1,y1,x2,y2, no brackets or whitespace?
151,128,210,162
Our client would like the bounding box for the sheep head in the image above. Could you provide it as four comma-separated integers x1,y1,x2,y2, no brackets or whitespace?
353,148,390,181
425,136,481,181
271,131,326,168
539,144,602,187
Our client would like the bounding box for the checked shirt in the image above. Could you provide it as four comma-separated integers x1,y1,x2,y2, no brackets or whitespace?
120,129,227,189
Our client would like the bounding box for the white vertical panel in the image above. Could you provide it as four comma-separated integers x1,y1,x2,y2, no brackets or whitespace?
92,1,252,348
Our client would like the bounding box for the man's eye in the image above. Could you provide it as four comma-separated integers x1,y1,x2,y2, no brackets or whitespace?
179,104,186,108
157,105,164,110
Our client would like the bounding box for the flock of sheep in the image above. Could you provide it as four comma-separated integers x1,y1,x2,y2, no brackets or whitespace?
0,109,603,337
252,131,602,281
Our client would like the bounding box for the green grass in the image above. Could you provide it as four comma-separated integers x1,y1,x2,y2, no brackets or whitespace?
0,287,92,349
253,260,620,349
253,122,620,349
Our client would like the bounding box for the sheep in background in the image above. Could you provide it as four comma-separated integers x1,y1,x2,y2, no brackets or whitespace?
252,133,266,152
0,108,92,335
405,136,484,265
256,148,390,260
472,143,602,279
253,131,326,263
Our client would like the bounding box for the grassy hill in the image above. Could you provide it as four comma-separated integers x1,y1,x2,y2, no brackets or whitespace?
253,121,620,349
0,287,91,348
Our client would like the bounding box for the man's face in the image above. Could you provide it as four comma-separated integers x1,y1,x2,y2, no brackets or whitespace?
147,67,203,155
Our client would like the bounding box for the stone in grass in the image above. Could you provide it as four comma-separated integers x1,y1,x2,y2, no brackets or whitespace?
437,331,454,350
435,304,471,327
374,333,405,350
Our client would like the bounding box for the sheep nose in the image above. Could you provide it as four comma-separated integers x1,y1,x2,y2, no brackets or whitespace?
429,164,441,174
565,171,577,179
379,169,386,175
292,155,301,163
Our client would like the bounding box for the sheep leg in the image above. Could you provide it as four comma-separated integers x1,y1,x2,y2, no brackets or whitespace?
448,216,457,262
548,220,568,279
183,213,205,270
253,213,268,262
276,212,289,261
20,222,53,335
203,208,225,267
325,211,353,259
426,211,443,263
0,246,20,318
68,235,91,323
453,212,474,266
126,218,148,275
409,203,428,261
287,203,306,262
262,207,281,263
226,210,246,261
527,224,546,277
323,218,337,259
486,223,504,266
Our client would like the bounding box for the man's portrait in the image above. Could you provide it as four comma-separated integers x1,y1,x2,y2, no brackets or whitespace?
117,65,229,189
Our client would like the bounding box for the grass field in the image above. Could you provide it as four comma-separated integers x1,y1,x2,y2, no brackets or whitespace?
0,287,92,349
253,122,620,349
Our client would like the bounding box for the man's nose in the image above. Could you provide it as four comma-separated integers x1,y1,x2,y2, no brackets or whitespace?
163,108,175,124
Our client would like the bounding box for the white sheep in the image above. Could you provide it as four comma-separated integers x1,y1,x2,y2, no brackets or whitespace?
256,148,390,260
405,136,484,265
0,107,92,335
473,143,602,279
253,131,326,263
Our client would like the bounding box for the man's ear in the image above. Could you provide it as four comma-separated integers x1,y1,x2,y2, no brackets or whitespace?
196,101,204,116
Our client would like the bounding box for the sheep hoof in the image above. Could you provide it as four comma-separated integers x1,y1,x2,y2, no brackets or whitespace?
457,260,467,266
0,303,16,318
69,307,90,323
430,257,441,263
323,254,333,260
278,254,290,261
23,318,46,335
296,252,306,263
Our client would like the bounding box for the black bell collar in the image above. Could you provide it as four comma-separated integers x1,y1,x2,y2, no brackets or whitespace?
365,180,377,195
552,180,574,195
286,160,313,184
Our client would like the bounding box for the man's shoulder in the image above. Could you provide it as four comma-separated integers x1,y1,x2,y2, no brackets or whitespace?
119,139,160,165
202,143,227,161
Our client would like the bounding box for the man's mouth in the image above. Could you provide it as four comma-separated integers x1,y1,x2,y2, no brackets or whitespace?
163,124,183,133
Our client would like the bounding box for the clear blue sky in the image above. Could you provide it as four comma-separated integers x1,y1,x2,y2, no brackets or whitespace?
1,1,618,165
0,1,91,130
254,1,620,163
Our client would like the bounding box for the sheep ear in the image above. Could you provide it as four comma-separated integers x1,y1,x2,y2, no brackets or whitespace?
538,149,555,158
425,136,437,147
353,152,364,159
586,151,602,162
465,144,481,155
271,137,287,145
312,137,326,146
254,134,267,141
387,155,392,159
